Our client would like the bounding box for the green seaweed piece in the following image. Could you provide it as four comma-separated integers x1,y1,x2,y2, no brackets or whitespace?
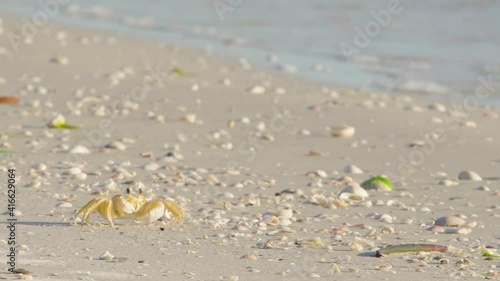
361,176,394,191
49,123,80,129
481,245,500,258
171,68,184,76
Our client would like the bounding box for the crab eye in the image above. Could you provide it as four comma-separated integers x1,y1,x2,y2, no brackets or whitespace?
139,188,143,195
126,188,131,195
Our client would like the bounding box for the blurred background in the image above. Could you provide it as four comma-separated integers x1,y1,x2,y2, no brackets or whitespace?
2,0,499,103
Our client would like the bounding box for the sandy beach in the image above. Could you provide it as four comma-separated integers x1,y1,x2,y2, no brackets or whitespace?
1,13,499,280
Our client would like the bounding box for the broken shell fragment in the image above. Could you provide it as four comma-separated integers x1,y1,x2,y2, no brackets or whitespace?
330,125,355,138
98,251,114,261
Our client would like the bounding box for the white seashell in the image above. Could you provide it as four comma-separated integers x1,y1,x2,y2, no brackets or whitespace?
51,55,69,65
278,209,293,219
339,183,369,199
476,185,489,191
279,218,292,226
315,170,328,178
378,214,393,223
247,85,266,95
350,243,363,252
2,210,22,216
444,228,471,235
330,125,355,138
70,145,90,154
434,216,466,227
344,164,363,174
354,237,374,247
106,141,126,151
263,216,279,226
67,167,82,175
428,103,447,112
73,172,87,180
142,162,160,171
277,64,297,73
438,179,458,186
55,202,73,208
458,170,482,181
220,78,231,86
98,251,114,261
180,113,197,124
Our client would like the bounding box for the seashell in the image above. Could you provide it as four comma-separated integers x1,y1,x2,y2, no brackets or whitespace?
458,170,482,181
339,183,368,199
350,243,363,252
98,251,114,261
330,125,355,138
332,199,348,208
69,145,90,154
279,218,292,226
428,103,447,112
247,85,265,95
55,202,73,208
277,64,297,73
344,165,363,174
142,162,160,171
105,141,126,151
240,254,257,260
51,55,69,65
444,228,471,235
278,209,293,219
476,185,490,191
354,237,374,247
180,113,197,124
66,167,82,175
427,225,445,232
314,170,328,178
263,216,279,226
378,214,393,224
434,216,466,227
375,264,392,271
438,179,458,186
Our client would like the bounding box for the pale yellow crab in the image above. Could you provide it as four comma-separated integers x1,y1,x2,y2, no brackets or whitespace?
74,188,184,227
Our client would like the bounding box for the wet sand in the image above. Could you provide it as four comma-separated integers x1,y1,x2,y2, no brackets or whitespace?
0,14,499,280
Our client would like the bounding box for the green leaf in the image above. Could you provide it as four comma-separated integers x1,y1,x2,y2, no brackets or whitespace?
361,176,394,191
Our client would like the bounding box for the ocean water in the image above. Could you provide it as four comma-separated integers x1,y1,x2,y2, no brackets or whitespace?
1,0,499,104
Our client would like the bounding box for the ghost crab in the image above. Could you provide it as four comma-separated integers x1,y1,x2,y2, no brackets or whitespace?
74,188,184,227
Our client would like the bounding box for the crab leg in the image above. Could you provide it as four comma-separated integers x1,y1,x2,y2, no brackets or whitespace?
74,198,115,227
163,200,184,224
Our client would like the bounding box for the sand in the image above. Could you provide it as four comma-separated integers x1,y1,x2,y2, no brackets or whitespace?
0,13,499,280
